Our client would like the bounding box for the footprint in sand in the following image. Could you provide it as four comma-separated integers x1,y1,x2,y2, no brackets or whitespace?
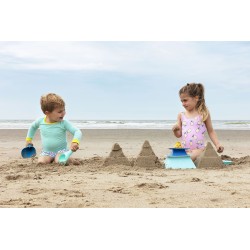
210,198,221,202
5,174,22,180
107,186,130,194
57,200,94,208
191,177,202,182
23,188,44,195
53,189,85,198
5,174,31,180
135,183,169,189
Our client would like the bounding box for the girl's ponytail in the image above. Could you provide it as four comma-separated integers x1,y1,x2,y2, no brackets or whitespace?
196,83,208,121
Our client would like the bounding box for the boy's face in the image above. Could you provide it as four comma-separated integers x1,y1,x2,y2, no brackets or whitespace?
45,106,66,123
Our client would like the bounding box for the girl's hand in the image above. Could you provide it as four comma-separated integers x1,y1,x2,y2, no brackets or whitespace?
71,142,79,152
172,124,180,132
216,145,224,153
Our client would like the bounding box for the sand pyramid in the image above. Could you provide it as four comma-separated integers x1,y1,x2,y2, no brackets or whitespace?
134,140,162,169
103,143,131,166
195,142,224,168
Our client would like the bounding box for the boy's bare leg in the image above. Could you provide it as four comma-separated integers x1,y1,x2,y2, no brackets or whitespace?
37,156,54,164
54,153,62,163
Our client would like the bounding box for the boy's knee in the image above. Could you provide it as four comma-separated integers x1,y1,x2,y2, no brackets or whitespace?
54,154,62,163
38,156,53,164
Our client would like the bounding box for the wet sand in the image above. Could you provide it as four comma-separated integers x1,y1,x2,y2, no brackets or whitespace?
0,129,250,208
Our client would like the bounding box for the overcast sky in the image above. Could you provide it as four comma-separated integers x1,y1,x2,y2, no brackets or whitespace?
0,41,250,120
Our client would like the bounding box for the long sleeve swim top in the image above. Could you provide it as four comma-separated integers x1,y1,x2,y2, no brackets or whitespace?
26,117,82,153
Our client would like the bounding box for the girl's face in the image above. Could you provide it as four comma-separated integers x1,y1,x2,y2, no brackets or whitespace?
45,107,66,123
180,93,198,112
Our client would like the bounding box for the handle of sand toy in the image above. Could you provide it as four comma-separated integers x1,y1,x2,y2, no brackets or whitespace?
21,143,36,158
58,150,73,165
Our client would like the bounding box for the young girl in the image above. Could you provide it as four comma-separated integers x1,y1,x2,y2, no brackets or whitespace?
25,93,82,164
172,83,224,161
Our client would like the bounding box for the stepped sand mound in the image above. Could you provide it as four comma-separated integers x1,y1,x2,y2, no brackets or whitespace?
134,140,163,169
195,142,224,168
103,143,131,166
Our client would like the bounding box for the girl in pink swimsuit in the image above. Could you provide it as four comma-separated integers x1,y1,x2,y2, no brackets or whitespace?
180,112,206,150
172,83,224,161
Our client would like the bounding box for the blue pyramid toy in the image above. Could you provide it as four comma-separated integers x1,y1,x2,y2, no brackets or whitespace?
21,144,36,158
164,148,196,169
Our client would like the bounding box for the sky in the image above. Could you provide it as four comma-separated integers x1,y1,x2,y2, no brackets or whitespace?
0,41,249,120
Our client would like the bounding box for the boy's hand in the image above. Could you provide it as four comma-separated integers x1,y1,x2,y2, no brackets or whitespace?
26,141,33,147
71,142,79,152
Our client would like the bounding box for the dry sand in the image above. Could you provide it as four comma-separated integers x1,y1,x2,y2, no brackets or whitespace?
0,129,250,208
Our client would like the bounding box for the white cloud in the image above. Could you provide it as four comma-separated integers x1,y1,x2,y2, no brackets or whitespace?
0,41,250,91
0,42,247,66
0,41,227,72
0,42,116,70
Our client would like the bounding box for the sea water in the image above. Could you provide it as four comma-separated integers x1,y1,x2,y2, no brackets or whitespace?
0,120,250,130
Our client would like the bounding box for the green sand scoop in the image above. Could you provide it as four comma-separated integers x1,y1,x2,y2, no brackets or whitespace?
58,150,73,165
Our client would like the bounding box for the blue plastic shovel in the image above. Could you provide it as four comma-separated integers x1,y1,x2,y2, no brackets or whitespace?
21,144,37,158
58,150,73,165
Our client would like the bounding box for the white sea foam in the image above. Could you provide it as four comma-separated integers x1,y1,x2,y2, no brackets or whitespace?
0,120,250,130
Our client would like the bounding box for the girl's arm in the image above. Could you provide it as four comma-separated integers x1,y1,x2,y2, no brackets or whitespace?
172,113,182,138
204,112,224,153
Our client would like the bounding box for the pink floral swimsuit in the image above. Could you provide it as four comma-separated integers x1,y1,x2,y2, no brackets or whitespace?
181,112,207,150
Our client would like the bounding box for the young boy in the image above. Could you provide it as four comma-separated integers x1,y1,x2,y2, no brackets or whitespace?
25,93,82,164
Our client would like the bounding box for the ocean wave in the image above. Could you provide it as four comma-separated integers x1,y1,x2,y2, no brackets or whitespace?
0,120,250,130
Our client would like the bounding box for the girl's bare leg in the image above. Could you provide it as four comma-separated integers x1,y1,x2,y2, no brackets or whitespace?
189,148,205,161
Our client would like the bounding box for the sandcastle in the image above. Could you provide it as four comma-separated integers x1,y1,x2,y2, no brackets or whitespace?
195,142,224,168
103,143,131,166
134,140,162,169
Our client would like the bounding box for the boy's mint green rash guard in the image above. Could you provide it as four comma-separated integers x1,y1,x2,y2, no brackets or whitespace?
26,117,82,153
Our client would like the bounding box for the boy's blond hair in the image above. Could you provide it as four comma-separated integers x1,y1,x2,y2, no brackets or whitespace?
40,93,65,113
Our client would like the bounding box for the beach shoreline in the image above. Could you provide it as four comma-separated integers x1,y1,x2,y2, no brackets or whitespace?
1,129,250,208
0,129,249,159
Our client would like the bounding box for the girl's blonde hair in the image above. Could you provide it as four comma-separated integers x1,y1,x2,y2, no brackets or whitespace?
40,93,65,114
179,83,209,121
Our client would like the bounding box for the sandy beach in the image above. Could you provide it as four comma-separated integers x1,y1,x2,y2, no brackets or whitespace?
0,129,250,208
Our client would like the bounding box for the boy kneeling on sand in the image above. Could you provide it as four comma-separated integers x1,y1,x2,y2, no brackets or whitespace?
25,93,82,164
